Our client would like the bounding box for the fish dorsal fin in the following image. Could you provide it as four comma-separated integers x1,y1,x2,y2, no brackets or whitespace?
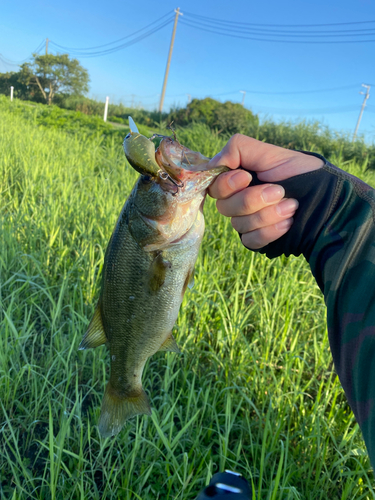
79,302,108,350
158,333,181,353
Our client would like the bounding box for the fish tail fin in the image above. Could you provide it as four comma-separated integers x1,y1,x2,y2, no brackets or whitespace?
98,382,152,438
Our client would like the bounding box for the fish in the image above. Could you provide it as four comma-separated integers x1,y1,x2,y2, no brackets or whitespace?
79,117,228,438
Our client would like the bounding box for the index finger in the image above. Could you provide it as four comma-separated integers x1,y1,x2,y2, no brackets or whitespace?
207,134,282,172
208,169,252,200
208,133,324,182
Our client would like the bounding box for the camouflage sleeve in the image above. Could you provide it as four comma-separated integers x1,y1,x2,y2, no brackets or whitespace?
249,154,375,466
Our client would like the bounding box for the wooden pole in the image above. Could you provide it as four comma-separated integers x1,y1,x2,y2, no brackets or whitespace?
159,8,182,113
353,84,370,142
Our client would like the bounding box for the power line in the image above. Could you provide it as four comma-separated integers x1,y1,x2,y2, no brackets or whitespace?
119,84,370,98
210,84,362,96
251,104,362,114
181,18,375,37
180,18,375,43
50,11,173,52
184,14,375,36
49,17,174,57
0,40,45,66
183,11,375,28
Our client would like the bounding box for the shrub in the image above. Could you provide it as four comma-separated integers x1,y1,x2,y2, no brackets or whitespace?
168,97,259,135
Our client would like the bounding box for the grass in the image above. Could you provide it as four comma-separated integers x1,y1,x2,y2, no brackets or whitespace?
0,97,375,499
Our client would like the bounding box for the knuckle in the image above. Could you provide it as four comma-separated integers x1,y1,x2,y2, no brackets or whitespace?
216,199,228,216
248,232,265,249
241,191,255,214
230,133,256,147
231,133,244,142
253,210,265,228
241,232,260,250
231,217,240,232
242,228,271,250
230,133,248,149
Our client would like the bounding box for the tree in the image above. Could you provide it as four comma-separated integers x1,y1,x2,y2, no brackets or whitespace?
28,54,90,105
168,98,259,135
0,64,35,100
0,54,90,105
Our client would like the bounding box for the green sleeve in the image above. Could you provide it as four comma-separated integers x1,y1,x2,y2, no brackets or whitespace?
252,158,375,466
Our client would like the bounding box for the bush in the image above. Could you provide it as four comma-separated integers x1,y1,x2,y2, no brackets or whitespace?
168,97,259,135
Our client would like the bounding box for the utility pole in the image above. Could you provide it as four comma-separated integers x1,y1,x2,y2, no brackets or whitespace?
353,84,370,142
240,90,246,106
159,8,182,113
46,38,49,55
10,86,14,101
104,96,109,122
187,94,191,104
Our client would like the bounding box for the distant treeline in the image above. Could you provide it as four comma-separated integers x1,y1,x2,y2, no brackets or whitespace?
58,95,375,170
2,91,374,169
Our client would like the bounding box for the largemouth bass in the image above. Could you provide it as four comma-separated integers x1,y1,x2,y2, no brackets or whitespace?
79,118,228,438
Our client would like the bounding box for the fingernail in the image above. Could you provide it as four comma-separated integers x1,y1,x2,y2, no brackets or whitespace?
261,185,285,203
275,218,293,231
276,198,299,216
227,171,252,190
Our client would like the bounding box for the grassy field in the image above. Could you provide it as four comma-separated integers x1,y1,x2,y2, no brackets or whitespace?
1,97,375,499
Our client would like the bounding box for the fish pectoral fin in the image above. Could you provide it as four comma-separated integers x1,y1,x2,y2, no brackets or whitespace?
98,382,151,438
182,266,195,296
188,266,195,289
78,302,108,350
158,333,181,353
149,252,172,292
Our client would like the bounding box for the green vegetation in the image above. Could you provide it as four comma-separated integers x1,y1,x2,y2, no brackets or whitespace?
1,90,374,169
0,95,374,498
0,54,89,105
168,97,259,135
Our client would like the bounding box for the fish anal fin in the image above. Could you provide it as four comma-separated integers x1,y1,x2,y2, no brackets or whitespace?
158,333,181,353
98,382,151,438
79,302,108,350
149,252,172,292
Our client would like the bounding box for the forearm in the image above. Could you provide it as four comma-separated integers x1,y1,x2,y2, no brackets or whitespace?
250,155,375,465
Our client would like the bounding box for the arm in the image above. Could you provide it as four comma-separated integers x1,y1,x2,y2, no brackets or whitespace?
208,135,375,466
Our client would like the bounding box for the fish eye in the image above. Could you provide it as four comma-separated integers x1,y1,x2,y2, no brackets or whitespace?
125,133,131,139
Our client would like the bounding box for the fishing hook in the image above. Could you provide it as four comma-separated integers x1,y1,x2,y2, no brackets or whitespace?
158,169,184,191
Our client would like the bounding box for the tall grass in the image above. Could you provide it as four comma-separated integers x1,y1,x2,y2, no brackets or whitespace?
0,99,374,499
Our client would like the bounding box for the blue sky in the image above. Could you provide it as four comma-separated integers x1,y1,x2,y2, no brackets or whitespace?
1,0,375,142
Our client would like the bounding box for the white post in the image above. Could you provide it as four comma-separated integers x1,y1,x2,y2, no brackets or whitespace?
10,86,14,101
240,90,246,106
104,96,109,122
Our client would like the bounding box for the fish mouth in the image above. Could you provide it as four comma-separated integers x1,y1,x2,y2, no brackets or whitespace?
155,136,226,183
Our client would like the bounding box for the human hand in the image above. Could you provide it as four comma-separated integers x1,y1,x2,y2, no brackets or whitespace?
208,134,324,249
